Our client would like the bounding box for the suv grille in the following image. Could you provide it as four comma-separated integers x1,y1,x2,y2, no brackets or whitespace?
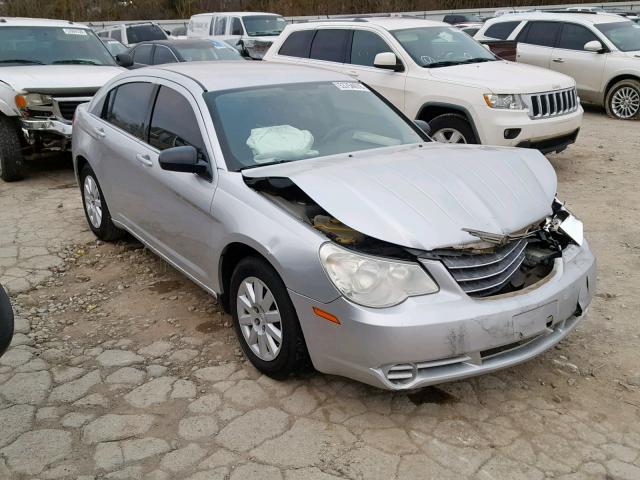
525,87,578,119
53,97,92,122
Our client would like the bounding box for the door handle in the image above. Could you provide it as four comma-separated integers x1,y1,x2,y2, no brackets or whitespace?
94,127,106,138
135,153,153,167
552,58,565,63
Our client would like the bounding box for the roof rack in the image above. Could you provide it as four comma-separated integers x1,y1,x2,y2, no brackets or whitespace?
544,9,599,14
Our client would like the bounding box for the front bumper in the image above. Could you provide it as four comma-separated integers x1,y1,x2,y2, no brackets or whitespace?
291,241,596,390
21,117,73,138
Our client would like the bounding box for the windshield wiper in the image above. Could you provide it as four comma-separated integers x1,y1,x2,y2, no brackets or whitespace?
0,59,44,65
52,59,99,65
240,159,291,171
423,60,464,68
459,57,496,64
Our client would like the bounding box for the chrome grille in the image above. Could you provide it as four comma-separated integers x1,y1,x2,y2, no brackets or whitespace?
434,240,528,297
525,87,578,119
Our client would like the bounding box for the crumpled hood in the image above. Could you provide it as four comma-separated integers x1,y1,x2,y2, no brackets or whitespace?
243,144,557,251
429,60,575,93
0,65,124,93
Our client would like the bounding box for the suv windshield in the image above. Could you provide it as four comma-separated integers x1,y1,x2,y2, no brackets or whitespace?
243,16,287,37
392,26,496,67
205,82,424,171
0,26,116,66
126,24,167,44
596,21,640,52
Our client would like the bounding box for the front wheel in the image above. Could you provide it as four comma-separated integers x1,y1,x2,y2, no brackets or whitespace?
80,164,124,242
230,256,310,379
605,79,640,120
0,116,25,182
429,113,478,144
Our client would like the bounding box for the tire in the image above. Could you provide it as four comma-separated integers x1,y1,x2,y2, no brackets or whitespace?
230,256,311,379
429,113,478,144
80,164,124,241
0,284,14,358
605,79,640,120
0,116,25,182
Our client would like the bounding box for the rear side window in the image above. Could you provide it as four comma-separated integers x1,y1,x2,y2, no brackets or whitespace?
107,82,155,140
231,18,243,36
278,30,315,58
153,46,177,64
518,21,562,47
557,23,599,50
111,29,122,42
484,21,521,40
350,30,392,67
132,44,153,64
149,86,206,154
214,17,228,35
309,29,349,63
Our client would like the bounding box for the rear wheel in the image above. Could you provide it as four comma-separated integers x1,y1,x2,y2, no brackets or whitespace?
80,164,124,241
605,79,640,120
429,113,478,144
0,116,25,182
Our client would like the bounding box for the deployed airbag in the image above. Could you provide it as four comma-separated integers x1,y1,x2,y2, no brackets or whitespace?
246,125,318,163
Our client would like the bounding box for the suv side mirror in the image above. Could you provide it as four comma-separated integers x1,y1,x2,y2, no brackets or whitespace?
373,52,404,72
158,146,208,175
584,40,605,53
414,120,432,137
115,53,133,68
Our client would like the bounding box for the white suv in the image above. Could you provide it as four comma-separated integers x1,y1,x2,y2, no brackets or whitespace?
96,22,168,46
476,12,640,120
264,18,583,151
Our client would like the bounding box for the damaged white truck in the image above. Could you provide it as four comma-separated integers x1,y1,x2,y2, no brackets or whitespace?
0,18,123,181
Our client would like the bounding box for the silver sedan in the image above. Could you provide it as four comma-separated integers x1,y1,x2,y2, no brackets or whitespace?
72,62,596,390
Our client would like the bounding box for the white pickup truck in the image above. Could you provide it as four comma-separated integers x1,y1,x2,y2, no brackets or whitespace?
0,18,123,181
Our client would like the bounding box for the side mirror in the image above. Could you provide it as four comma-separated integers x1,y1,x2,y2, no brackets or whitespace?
115,53,133,68
584,40,604,53
158,146,208,175
414,120,432,137
373,52,403,72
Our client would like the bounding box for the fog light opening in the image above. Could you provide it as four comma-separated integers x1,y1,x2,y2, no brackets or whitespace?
504,128,521,140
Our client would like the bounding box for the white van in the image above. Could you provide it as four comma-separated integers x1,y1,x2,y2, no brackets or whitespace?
187,12,287,59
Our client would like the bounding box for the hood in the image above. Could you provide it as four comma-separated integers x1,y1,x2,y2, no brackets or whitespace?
428,60,575,93
243,144,557,251
0,65,124,93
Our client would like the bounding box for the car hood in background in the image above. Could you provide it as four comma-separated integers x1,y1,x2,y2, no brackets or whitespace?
0,65,124,93
242,144,557,251
428,60,575,93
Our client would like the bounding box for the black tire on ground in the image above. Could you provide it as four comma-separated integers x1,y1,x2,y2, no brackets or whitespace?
79,163,125,242
429,113,478,144
0,116,25,182
0,284,14,358
230,256,311,379
605,78,640,120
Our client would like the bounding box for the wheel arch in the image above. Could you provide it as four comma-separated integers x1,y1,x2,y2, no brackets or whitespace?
604,74,640,98
416,102,481,142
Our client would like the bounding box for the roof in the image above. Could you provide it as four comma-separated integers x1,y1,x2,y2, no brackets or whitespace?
190,12,282,18
134,39,213,48
0,17,90,28
142,61,352,91
291,17,447,31
490,11,632,25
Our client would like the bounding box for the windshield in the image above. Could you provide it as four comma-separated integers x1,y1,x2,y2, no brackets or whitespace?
126,24,167,44
243,16,287,37
176,41,242,61
596,21,640,52
205,82,424,171
392,26,496,67
0,26,116,66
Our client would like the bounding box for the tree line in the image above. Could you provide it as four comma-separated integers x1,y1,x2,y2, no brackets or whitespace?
0,0,603,21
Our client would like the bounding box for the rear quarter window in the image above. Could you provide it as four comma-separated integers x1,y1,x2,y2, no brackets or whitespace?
278,30,315,58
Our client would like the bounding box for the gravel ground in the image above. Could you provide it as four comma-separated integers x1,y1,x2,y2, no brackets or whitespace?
0,110,639,480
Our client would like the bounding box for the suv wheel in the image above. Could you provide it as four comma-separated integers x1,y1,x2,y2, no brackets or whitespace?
429,114,478,144
606,79,640,120
230,256,311,379
80,164,124,241
0,116,25,182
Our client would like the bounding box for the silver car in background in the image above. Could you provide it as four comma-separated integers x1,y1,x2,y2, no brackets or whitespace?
72,62,595,390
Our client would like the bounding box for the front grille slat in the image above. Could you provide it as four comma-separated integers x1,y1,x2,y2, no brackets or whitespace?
52,96,92,122
526,87,578,120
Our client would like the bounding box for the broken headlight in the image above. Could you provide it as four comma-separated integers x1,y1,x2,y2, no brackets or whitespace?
319,243,439,308
15,93,53,110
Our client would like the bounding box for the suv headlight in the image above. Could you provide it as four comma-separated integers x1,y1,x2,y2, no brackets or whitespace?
483,93,525,110
15,93,53,110
319,243,439,308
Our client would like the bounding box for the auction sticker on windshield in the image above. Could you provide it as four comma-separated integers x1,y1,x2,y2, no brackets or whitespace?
63,28,87,35
333,82,368,92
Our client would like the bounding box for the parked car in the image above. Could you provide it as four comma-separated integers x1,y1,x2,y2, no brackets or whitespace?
443,13,483,26
0,284,14,358
458,24,483,36
264,18,583,151
72,62,595,390
0,17,123,181
97,22,168,46
123,39,243,68
187,11,287,59
102,38,129,57
476,12,640,120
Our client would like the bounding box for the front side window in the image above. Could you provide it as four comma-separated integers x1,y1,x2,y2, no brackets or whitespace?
149,86,206,154
132,44,153,64
309,29,350,63
243,15,287,37
153,46,177,65
0,26,116,66
596,21,640,52
484,21,521,40
350,30,393,67
126,24,167,44
205,81,424,171
392,26,495,67
214,17,228,35
518,21,561,47
111,29,122,42
107,82,155,140
278,30,315,58
557,23,599,50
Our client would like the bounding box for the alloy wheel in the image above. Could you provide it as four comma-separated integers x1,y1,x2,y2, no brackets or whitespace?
83,175,103,229
432,128,468,144
236,276,283,361
611,86,640,119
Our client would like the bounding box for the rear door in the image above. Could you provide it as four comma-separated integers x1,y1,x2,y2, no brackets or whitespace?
516,20,562,68
551,22,607,102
